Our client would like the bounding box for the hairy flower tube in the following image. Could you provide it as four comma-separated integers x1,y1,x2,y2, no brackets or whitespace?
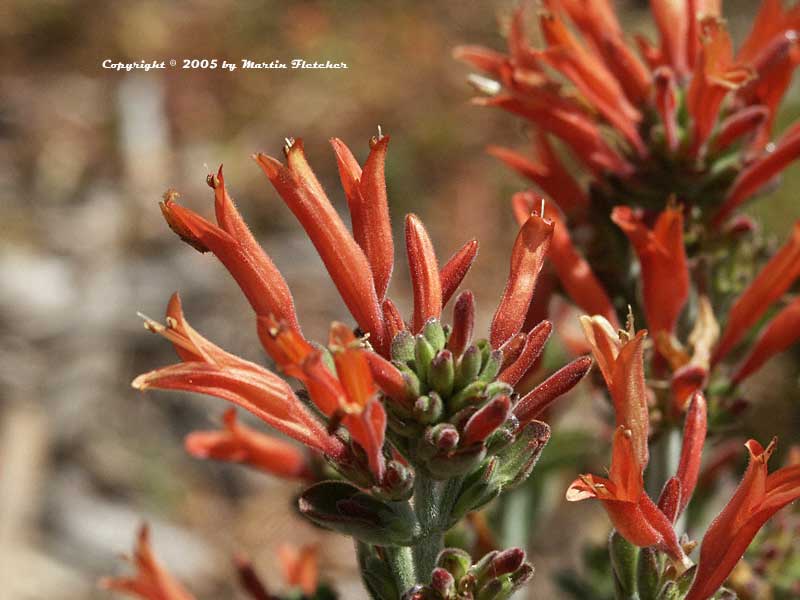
128,133,594,598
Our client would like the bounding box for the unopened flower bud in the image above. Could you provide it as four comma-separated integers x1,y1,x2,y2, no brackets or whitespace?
430,567,456,598
478,349,503,383
490,548,526,576
448,380,488,413
415,334,436,386
423,318,447,352
430,350,455,398
461,395,511,446
437,548,472,581
392,331,416,363
455,345,482,389
377,460,414,501
414,393,443,424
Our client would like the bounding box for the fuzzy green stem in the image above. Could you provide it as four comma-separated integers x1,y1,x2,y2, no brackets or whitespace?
385,545,416,595
410,474,463,580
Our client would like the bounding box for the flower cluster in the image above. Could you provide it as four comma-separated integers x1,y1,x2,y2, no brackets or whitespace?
112,134,592,599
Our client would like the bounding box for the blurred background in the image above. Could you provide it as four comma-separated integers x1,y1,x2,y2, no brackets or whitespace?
0,1,797,598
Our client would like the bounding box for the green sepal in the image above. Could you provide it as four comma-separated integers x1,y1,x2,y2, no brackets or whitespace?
637,547,661,600
493,420,551,489
298,481,420,545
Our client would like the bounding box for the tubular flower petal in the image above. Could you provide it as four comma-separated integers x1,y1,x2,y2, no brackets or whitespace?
653,67,678,152
732,295,800,384
650,0,689,77
490,212,554,348
499,320,553,387
514,192,617,326
135,298,344,459
712,221,800,363
100,525,196,600
440,239,479,307
488,135,588,215
447,290,475,358
612,204,689,335
580,315,650,467
512,355,592,425
686,439,800,600
330,135,394,300
714,123,800,226
185,409,312,480
381,298,406,341
160,172,299,330
712,106,769,153
675,393,708,516
254,140,386,352
406,213,443,333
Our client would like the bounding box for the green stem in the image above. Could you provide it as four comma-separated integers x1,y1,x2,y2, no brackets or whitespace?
385,545,416,595
410,474,463,580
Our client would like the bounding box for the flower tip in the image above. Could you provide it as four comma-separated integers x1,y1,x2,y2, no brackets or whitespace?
252,152,282,178
131,373,150,390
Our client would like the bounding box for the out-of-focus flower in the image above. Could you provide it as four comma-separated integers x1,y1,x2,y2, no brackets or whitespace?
100,525,196,600
456,2,800,227
278,544,319,596
686,438,800,600
185,409,313,480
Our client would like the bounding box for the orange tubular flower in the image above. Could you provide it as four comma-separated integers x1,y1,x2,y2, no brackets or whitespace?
732,296,800,384
406,214,443,333
330,134,394,300
686,439,800,600
712,221,800,364
100,525,196,600
185,409,312,480
134,294,345,460
440,239,479,307
513,192,618,327
160,168,299,330
490,211,553,348
254,139,386,353
612,204,689,336
566,427,686,565
259,318,387,480
686,18,753,157
580,315,649,467
675,392,708,516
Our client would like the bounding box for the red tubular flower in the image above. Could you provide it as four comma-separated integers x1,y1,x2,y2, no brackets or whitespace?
254,140,386,352
675,392,707,516
712,221,800,364
364,350,412,410
499,320,553,387
328,323,387,480
732,296,800,384
512,355,592,425
260,318,387,480
686,438,800,600
566,427,687,565
185,409,312,480
650,0,689,78
538,11,645,155
330,135,394,300
653,67,678,152
711,106,769,153
490,212,554,348
381,298,406,341
159,169,299,330
513,192,617,327
461,395,511,446
278,544,319,597
488,135,588,215
612,204,689,336
134,294,345,460
440,239,479,307
687,18,753,157
580,315,650,467
100,525,196,600
447,290,475,358
713,123,800,227
406,213,443,333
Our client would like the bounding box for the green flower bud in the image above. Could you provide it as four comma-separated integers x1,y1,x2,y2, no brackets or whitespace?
392,330,416,364
415,334,436,389
430,350,455,398
423,318,447,352
609,530,639,598
437,548,472,581
637,547,660,600
413,393,443,424
454,345,482,390
448,380,487,413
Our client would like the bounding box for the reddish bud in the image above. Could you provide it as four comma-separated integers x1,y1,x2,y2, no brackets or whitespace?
675,393,707,516
406,214,442,333
461,395,511,446
448,290,476,357
440,239,479,307
513,355,592,425
499,320,553,387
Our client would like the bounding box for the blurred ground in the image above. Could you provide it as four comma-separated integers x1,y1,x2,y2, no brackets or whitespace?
0,1,796,599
